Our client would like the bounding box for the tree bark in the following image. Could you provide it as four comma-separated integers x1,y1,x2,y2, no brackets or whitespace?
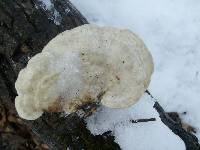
0,0,120,149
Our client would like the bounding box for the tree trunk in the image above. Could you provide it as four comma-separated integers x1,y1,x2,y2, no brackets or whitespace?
0,0,120,149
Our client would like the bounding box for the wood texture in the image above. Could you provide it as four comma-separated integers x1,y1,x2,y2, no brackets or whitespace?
0,0,120,149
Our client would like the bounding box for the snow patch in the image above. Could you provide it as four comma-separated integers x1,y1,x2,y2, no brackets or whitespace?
72,0,200,149
37,0,61,25
87,94,185,150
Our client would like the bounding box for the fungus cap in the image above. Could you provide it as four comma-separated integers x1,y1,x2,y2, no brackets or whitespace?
15,24,154,120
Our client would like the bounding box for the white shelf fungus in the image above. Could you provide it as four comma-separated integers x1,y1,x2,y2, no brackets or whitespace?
15,24,154,120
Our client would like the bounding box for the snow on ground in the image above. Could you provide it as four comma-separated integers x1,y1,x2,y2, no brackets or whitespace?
87,94,185,150
71,0,200,149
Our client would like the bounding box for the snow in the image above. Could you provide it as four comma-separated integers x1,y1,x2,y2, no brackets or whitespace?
37,0,61,25
87,94,185,150
71,0,200,149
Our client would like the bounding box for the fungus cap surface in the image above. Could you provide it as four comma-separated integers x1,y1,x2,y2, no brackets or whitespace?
15,24,154,120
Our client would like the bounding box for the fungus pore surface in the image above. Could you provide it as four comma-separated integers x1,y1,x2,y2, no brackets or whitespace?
15,24,154,120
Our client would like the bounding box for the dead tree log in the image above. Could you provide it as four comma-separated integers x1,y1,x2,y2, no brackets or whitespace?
0,0,120,149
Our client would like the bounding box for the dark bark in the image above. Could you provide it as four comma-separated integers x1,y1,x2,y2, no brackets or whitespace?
0,0,120,149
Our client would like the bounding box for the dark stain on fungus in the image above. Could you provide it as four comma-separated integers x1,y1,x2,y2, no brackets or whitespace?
46,97,63,112
97,91,106,101
115,75,120,81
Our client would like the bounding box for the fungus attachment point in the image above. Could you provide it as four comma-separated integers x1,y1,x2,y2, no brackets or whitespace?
15,24,154,120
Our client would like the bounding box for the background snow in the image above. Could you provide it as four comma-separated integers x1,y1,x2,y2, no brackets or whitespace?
87,94,185,150
71,0,200,149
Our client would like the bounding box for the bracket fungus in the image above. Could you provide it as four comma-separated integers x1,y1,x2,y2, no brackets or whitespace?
15,24,154,120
